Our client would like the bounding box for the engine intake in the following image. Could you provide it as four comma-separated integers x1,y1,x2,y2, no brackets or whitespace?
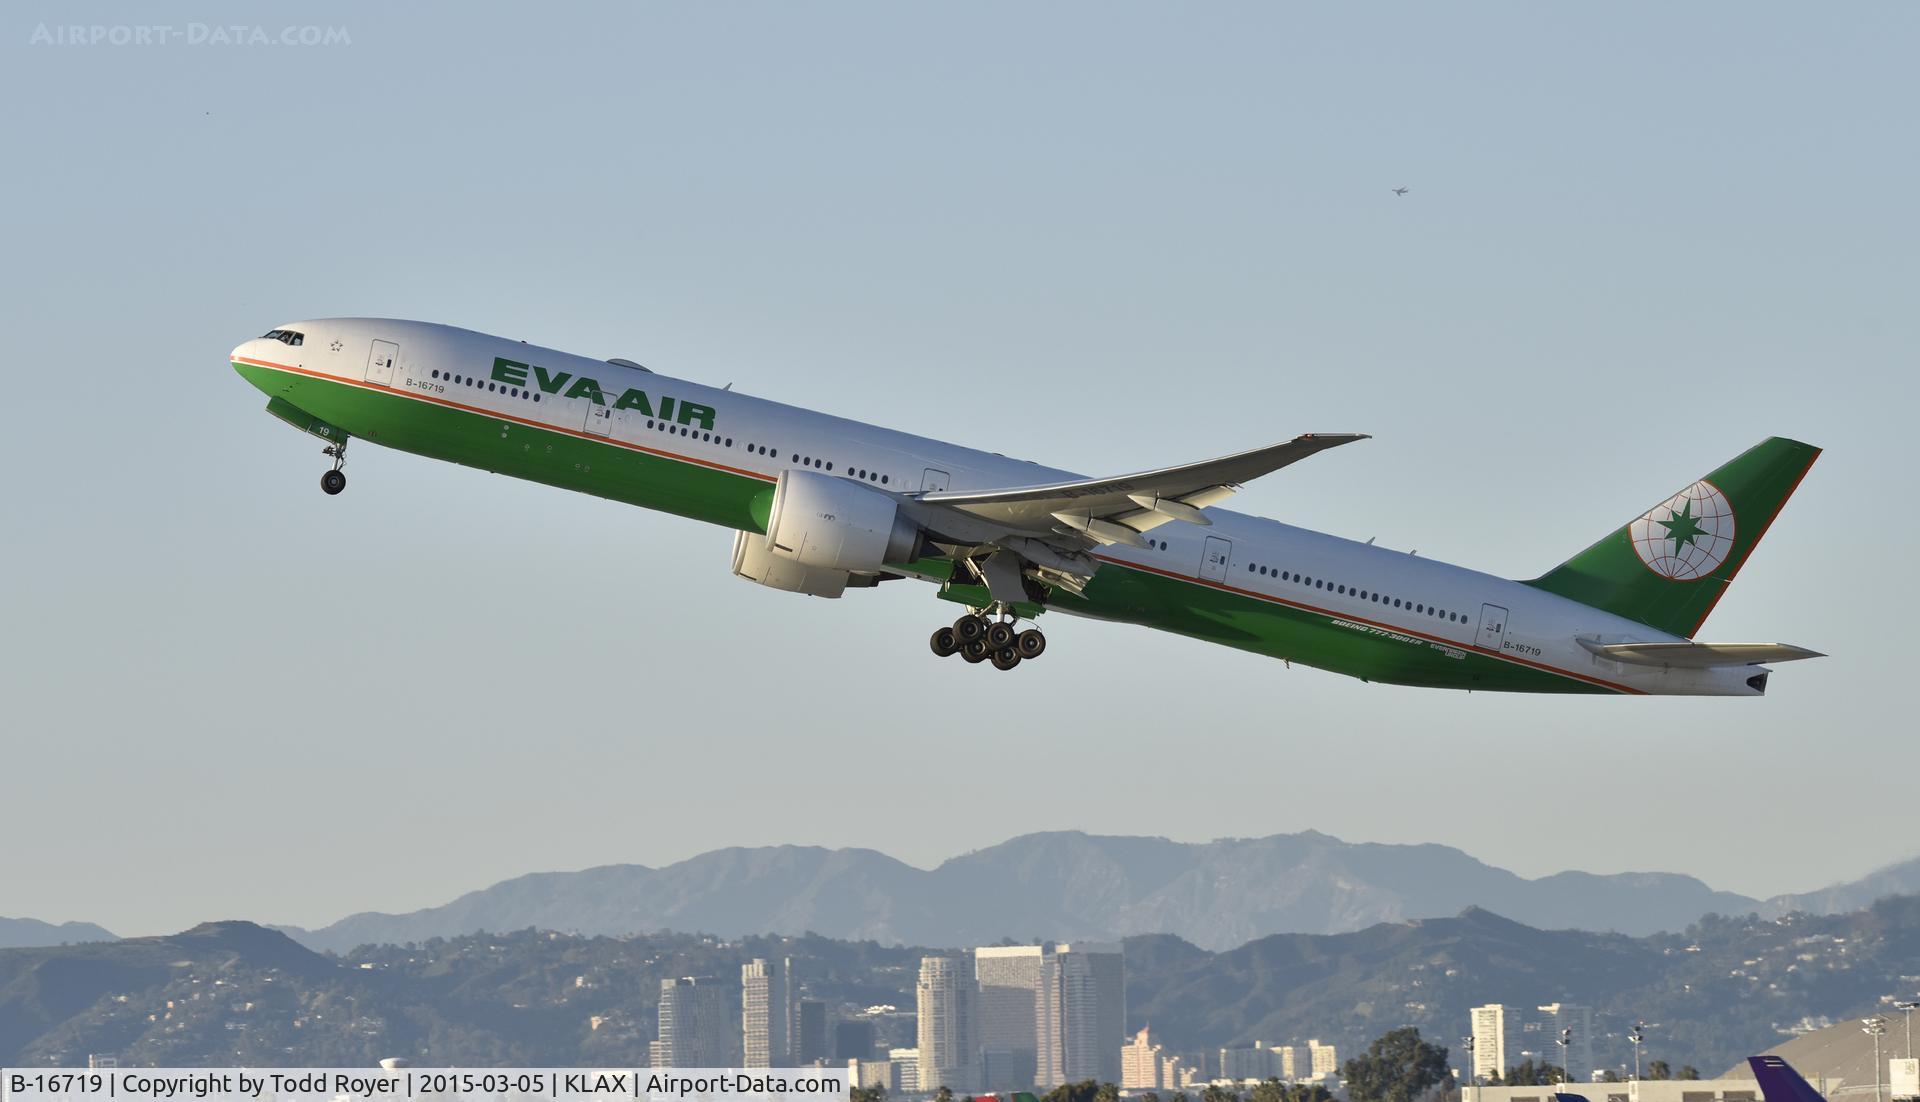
765,468,921,573
731,529,849,598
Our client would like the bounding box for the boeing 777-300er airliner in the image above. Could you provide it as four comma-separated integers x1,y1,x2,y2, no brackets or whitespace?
232,319,1823,694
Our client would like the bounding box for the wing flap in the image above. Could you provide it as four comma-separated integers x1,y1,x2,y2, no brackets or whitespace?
918,434,1365,533
1578,639,1825,668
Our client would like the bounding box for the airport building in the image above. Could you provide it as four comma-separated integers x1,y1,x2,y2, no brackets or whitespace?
1467,1080,1760,1102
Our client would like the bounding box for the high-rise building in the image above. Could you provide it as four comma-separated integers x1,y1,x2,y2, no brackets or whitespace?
1470,1005,1520,1083
658,977,735,1067
1220,1042,1293,1081
849,1060,901,1093
1307,1040,1338,1080
1273,1045,1301,1079
1037,943,1125,1088
743,958,795,1067
1536,1004,1593,1083
835,1019,877,1063
976,946,1046,1090
890,1048,923,1092
918,955,980,1093
796,999,830,1065
1124,1027,1166,1089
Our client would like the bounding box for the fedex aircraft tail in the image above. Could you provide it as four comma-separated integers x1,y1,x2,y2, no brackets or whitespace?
1524,437,1821,638
1747,1055,1828,1102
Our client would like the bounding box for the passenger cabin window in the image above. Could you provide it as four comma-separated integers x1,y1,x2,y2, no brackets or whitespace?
261,329,304,347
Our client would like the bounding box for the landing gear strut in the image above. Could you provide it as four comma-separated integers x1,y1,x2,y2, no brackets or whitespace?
320,438,348,495
930,606,1046,670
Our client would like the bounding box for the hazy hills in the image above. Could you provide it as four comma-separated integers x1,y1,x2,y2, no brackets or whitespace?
0,918,117,950
9,898,1920,1075
0,921,333,1063
1763,853,1920,918
287,830,1784,952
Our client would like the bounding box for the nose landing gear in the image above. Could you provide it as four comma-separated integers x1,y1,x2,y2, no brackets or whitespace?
320,438,348,495
930,607,1046,670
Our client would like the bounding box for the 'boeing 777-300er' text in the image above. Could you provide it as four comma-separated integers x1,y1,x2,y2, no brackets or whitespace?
233,320,1823,694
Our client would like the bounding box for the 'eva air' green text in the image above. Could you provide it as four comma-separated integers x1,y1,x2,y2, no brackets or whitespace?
490,357,716,430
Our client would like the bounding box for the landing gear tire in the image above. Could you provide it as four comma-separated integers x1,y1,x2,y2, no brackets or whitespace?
930,627,959,657
986,621,1016,650
1016,629,1047,659
961,639,990,663
953,615,987,643
320,469,347,496
991,649,1022,671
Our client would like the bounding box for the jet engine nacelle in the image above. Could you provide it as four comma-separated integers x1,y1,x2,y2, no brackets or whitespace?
731,529,849,598
764,468,921,573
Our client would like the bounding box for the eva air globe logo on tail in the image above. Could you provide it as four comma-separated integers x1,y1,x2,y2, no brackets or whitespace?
1629,480,1735,581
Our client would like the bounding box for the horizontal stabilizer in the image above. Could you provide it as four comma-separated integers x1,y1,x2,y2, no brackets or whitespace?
1578,639,1825,668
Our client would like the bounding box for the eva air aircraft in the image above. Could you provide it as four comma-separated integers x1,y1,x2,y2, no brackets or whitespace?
232,319,1823,694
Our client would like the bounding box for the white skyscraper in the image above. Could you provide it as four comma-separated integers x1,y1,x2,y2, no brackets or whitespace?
1307,1040,1338,1080
918,955,980,1093
976,946,1046,1089
1123,1027,1164,1089
658,977,735,1067
1036,943,1125,1088
1470,1005,1520,1082
743,957,794,1068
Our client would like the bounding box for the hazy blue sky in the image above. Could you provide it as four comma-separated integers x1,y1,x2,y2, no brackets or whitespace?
3,3,1915,938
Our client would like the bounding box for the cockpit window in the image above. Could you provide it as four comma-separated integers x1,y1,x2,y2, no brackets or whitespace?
261,329,304,347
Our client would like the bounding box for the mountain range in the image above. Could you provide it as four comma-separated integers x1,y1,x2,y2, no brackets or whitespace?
273,830,1920,953
0,918,117,950
9,896,1919,1074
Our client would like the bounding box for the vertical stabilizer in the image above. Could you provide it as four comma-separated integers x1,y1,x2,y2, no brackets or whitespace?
1747,1056,1828,1102
1524,437,1820,637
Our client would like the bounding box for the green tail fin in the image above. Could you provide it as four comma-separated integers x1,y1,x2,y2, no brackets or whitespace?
1524,437,1820,638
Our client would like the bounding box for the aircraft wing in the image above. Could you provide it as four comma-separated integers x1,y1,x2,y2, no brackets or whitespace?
1577,639,1826,668
916,433,1367,548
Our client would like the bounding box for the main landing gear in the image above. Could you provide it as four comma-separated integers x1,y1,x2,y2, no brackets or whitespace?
929,608,1047,671
320,438,348,496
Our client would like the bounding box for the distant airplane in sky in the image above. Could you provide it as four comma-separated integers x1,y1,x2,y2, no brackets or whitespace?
232,320,1823,693
1392,186,1410,196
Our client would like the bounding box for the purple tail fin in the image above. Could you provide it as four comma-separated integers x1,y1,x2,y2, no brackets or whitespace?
1748,1056,1826,1102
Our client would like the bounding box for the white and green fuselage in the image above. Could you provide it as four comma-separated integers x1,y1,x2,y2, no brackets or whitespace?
232,319,1821,696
